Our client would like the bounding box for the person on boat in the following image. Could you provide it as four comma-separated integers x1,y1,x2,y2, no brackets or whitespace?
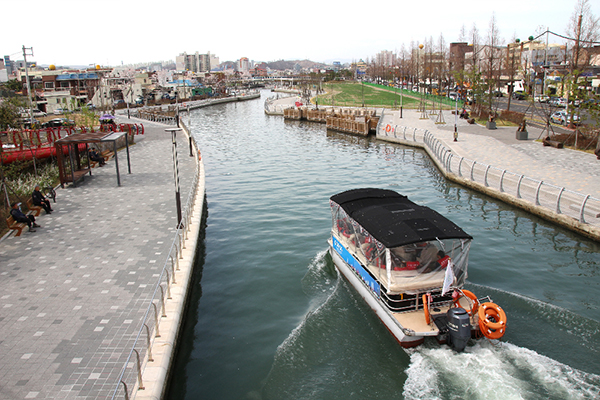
436,250,450,268
417,243,440,272
89,148,106,166
10,202,40,232
32,185,53,214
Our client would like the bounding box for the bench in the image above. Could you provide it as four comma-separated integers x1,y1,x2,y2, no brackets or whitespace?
543,138,564,148
26,198,42,216
90,150,114,168
101,150,115,161
6,216,27,237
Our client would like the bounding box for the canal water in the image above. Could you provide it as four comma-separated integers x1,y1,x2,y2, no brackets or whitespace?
166,91,600,399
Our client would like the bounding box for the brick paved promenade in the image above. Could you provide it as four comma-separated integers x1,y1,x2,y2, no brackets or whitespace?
0,117,203,399
388,109,600,199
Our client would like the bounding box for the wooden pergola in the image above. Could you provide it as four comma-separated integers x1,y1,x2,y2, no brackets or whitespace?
55,131,131,187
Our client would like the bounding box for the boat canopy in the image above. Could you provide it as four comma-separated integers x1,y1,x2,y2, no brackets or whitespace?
330,188,472,248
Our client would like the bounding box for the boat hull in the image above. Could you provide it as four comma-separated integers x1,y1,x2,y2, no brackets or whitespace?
328,237,425,348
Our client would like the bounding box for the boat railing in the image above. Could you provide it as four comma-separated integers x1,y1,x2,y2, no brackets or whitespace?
381,288,453,313
109,120,202,400
378,124,600,230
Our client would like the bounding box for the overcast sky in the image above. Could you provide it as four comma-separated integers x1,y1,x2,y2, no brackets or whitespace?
3,0,599,67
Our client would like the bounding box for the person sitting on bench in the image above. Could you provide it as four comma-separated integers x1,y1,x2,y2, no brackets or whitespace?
89,148,106,166
32,185,53,214
10,202,40,232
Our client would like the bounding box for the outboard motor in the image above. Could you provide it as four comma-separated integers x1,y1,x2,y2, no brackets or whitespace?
447,307,471,352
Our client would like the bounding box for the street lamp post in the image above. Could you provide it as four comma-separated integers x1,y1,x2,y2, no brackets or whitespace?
165,127,183,227
454,96,458,141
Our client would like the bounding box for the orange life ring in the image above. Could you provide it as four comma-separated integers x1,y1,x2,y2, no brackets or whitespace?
453,289,479,316
422,294,431,325
478,302,507,340
385,124,392,133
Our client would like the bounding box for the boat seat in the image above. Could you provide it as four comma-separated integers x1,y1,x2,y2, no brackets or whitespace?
367,265,448,293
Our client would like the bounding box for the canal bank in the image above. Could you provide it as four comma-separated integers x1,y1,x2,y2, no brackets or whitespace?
0,115,205,399
376,109,600,241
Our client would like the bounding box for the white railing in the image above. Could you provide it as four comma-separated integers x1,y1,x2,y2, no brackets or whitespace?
110,120,202,399
379,124,600,228
264,95,296,115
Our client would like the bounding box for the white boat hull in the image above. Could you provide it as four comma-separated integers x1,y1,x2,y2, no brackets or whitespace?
328,237,425,347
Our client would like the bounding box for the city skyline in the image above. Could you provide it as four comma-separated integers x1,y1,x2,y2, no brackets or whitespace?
2,0,598,68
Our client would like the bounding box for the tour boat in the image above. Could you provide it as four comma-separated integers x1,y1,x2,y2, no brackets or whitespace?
328,188,507,351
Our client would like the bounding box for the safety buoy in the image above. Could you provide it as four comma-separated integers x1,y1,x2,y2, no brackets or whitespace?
385,124,392,133
453,289,479,316
422,294,431,325
478,302,507,340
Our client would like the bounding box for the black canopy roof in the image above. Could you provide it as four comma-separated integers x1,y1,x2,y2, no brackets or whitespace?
330,188,472,248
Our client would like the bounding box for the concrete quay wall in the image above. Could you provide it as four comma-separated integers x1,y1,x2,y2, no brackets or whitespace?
134,122,205,400
376,112,600,242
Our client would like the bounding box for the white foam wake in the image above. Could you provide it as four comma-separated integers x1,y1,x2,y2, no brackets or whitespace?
403,341,600,400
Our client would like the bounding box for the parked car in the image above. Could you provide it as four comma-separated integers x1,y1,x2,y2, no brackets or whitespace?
465,96,478,105
534,95,549,103
550,110,579,125
21,118,41,128
19,109,47,118
512,91,526,100
549,97,567,107
44,118,75,128
53,108,65,115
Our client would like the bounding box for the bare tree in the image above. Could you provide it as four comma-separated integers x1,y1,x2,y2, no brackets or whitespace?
564,0,599,126
566,0,600,70
482,13,504,116
437,33,448,95
505,34,520,111
458,24,467,42
425,36,434,93
469,23,482,72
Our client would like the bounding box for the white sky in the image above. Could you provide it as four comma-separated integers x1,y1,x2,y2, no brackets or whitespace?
2,0,599,67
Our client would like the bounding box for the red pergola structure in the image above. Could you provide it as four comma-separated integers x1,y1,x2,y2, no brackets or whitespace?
54,131,131,187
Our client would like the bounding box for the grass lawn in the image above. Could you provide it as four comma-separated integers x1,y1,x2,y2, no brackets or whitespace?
316,82,421,108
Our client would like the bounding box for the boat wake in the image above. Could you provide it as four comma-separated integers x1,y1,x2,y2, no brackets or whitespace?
403,341,600,400
404,283,600,400
259,251,600,400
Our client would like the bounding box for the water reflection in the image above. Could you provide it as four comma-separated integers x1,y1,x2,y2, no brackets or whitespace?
167,93,600,400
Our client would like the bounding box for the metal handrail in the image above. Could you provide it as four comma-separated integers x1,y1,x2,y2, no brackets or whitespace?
110,121,202,399
379,124,600,228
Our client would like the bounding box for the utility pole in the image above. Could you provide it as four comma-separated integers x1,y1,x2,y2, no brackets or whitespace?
22,46,35,122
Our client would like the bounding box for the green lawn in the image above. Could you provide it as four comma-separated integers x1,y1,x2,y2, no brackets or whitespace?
315,82,453,109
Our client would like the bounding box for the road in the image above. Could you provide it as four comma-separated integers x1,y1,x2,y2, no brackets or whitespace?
490,96,595,128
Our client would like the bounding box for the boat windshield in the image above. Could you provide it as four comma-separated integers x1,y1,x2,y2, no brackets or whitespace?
331,201,470,294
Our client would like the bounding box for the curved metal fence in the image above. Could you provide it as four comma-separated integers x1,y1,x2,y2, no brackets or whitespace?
264,95,296,115
379,123,600,228
110,120,202,399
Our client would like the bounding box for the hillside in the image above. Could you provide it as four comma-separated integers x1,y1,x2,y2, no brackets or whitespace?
266,59,328,70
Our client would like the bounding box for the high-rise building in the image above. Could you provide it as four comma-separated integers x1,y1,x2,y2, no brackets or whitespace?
238,57,250,72
176,51,219,73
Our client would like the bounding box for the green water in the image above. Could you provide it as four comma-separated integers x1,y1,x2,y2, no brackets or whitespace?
167,91,600,400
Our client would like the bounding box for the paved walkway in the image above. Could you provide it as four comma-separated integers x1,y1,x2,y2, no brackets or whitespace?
386,109,600,199
0,117,200,399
